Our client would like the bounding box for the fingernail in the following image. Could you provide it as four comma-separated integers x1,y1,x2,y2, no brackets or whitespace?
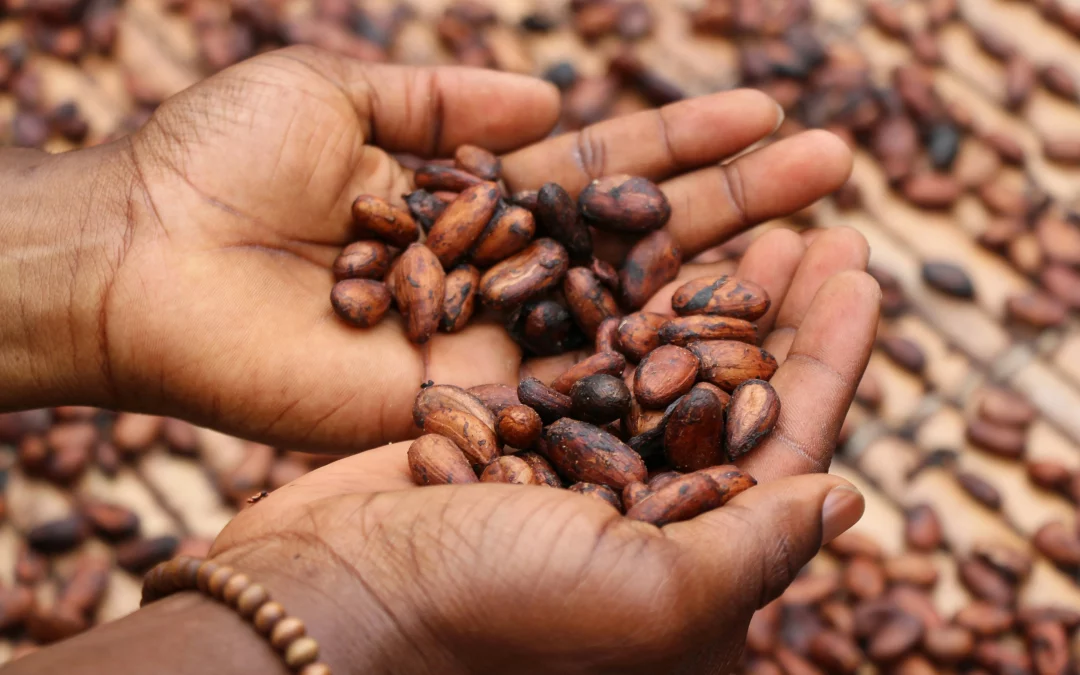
772,101,785,133
821,485,865,545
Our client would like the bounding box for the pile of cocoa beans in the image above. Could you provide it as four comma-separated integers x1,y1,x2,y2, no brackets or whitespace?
405,271,782,526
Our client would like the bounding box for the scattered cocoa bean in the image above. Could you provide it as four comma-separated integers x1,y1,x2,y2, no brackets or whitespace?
884,554,939,587
1032,521,1080,570
625,464,756,526
616,311,667,362
390,243,445,343
663,384,726,471
1005,291,1067,329
27,516,87,554
904,504,943,551
426,182,500,268
333,240,391,280
563,267,620,338
972,541,1033,583
81,500,140,541
414,164,485,192
658,315,758,346
470,204,535,267
1039,63,1078,100
965,418,1026,459
671,275,770,320
867,611,924,662
1026,620,1069,675
577,174,670,232
1026,460,1072,492
413,384,497,434
114,535,180,574
537,182,593,263
877,335,926,374
454,144,501,181
923,623,975,663
955,601,1015,636
807,630,863,674
921,261,975,298
957,556,1016,607
957,471,1002,510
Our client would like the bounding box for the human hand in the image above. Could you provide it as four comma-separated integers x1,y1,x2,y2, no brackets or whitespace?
17,46,856,452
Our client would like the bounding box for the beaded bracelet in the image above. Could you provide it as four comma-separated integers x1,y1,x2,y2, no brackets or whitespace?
141,556,332,675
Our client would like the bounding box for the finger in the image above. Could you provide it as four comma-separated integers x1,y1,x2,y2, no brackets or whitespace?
761,227,870,361
666,474,864,613
663,130,852,257
732,229,807,337
740,271,881,482
275,47,561,155
501,89,783,195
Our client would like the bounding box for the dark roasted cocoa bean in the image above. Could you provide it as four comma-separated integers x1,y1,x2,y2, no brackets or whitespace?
563,267,620,338
413,384,497,434
331,279,392,328
725,379,780,460
965,418,1026,459
454,144,500,181
470,204,535,267
958,556,1016,606
550,351,627,395
519,452,561,487
115,536,180,574
570,374,632,425
536,182,592,263
577,174,670,233
351,194,419,247
568,482,622,510
511,299,582,356
480,456,535,485
689,340,778,391
663,385,725,471
469,384,520,415
27,516,87,554
390,243,445,343
496,405,543,449
595,316,621,353
617,311,667,362
405,190,447,232
414,164,485,192
619,230,682,310
333,240,391,281
590,258,620,292
518,377,573,424
671,275,770,320
902,173,962,208
634,344,699,408
511,190,539,211
422,409,499,466
659,315,758,346
878,335,926,374
625,464,756,526
542,418,646,489
957,471,1002,510
426,182,500,268
440,265,480,333
480,238,570,310
871,114,919,183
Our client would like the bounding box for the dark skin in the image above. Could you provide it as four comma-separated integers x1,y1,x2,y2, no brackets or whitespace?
0,47,878,674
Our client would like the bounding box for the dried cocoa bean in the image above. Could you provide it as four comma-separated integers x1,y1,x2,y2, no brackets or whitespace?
480,456,535,484
957,471,1002,510
426,182,500,268
570,374,631,425
577,174,670,233
510,299,583,356
689,340,778,391
511,190,539,211
519,452,561,487
619,230,682,310
1006,292,1066,328
495,404,542,449
1039,63,1078,100
884,553,938,587
807,630,863,674
333,240,391,280
81,501,139,541
725,379,780,460
405,190,447,232
331,279,392,328
1043,134,1080,165
351,194,419,247
955,601,1015,636
590,258,620,292
972,541,1032,582
1026,620,1069,675
877,335,926,374
923,624,975,663
902,173,961,209
868,1,905,36
921,261,975,298
413,384,496,434
957,557,1016,606
671,275,770,320
1004,54,1036,110
978,388,1036,428
440,265,480,332
973,640,1033,675
408,434,478,486
414,164,485,192
1032,521,1080,569
621,481,649,512
550,351,627,395
0,586,34,631
982,131,1026,166
625,464,756,526
58,556,109,617
634,344,699,408
454,144,501,181
1041,264,1080,310
468,383,520,416
27,516,87,554
470,204,535,267
480,238,570,310
965,418,1026,459
1026,460,1071,492
518,377,573,423
542,418,647,489
867,611,924,661
871,115,918,183
663,384,726,471
904,504,943,551
390,243,445,343
115,535,179,574
595,316,621,353
659,315,758,346
616,311,667,362
844,556,886,601
1018,606,1080,631
563,267,620,338
422,408,499,466
568,482,622,510
536,182,592,263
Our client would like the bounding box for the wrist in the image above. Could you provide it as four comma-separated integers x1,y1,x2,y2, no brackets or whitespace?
0,143,135,410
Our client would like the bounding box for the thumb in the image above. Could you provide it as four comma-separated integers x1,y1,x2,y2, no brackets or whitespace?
665,473,864,612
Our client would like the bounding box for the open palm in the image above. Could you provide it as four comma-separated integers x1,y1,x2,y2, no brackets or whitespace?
101,45,858,455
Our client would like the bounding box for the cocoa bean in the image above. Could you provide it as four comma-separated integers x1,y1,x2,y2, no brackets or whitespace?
454,144,501,181
333,240,391,280
567,482,622,510
27,516,87,554
331,279,392,328
625,464,755,526
867,611,924,661
921,261,975,298
974,26,1014,59
1039,63,1078,100
413,384,497,434
0,586,34,631
408,434,478,486
904,504,943,552
480,456,535,485
871,115,918,183
623,399,668,458
1032,521,1080,570
1006,292,1066,329
58,556,109,617
115,535,179,574
563,267,620,338
902,172,962,209
725,379,780,460
820,600,855,637
595,316,621,353
827,531,884,560
480,238,570,310
496,405,542,449
909,29,942,66
577,174,670,233
574,1,620,40
470,204,535,267
1043,134,1080,165
634,344,699,408
619,230,682,310
844,556,886,601
621,481,649,512
923,624,975,663
957,556,1016,607
1036,215,1080,266
414,164,485,192
965,418,1026,459
468,384,520,416
884,554,938,587
422,409,499,466
1018,607,1080,631
542,418,646,489
404,190,447,233
1041,264,1080,309
972,541,1033,583
440,265,480,333
94,441,120,476
45,439,90,484
590,258,620,292
1004,55,1036,110
81,501,140,541
978,217,1024,251
663,384,726,471
646,471,680,490
1026,620,1069,675
833,179,862,210
536,182,592,263
511,190,539,211
868,265,908,317
659,315,758,346
774,646,824,675
957,471,1002,510
972,640,1032,675
391,243,445,343
982,131,1026,166
1026,460,1071,492
518,377,573,423
978,388,1037,428
617,311,667,362
426,182,500,268
550,351,626,395
671,275,770,320
689,340,778,391
351,194,419,247
519,452,561,487
510,299,583,356
15,543,47,586
807,630,863,674
570,374,631,425
877,335,926,374
868,1,905,37
955,601,1015,636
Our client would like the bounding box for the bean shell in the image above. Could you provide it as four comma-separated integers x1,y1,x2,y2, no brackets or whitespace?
404,190,447,232
725,379,780,459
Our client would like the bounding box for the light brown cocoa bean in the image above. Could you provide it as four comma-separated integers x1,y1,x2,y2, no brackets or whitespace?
595,316,620,353
844,556,886,601
333,240,391,281
1032,521,1080,569
659,315,758,346
633,344,699,408
621,481,650,512
577,174,670,232
965,418,1026,459
663,385,725,471
570,374,631,425
567,482,622,510
780,572,845,606
689,340,778,391
1026,460,1071,492
468,384,520,416
542,418,646,489
426,182,500,268
955,601,1015,636
331,279,392,328
972,541,1032,582
1006,292,1066,328
537,182,592,263
904,504,943,551
1004,54,1036,110
878,335,926,374
390,243,445,343
115,535,180,574
902,172,962,209
625,464,755,526
616,311,667,362
867,611,924,661
868,0,905,36
807,630,863,674
563,267,619,338
496,405,542,449
519,452,561,487
479,238,569,310
619,230,682,310
923,624,975,663
1043,134,1080,165
957,557,1015,606
454,144,501,181
414,164,485,192
1039,63,1078,100
404,190,447,233
108,414,160,455
972,640,1032,675
978,388,1036,427
413,384,496,434
871,115,918,183
1018,607,1080,631
408,434,478,486
1035,215,1080,266
517,377,573,424
957,471,1002,510
470,203,535,267
671,275,770,319
883,554,938,587
746,601,781,654
58,555,109,616
820,601,855,637
480,456,535,485
351,194,419,247
440,265,480,333
422,409,499,466
725,379,780,459
550,351,627,395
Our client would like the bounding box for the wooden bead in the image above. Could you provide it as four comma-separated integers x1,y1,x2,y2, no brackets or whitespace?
222,573,251,606
270,616,306,650
254,601,286,635
207,566,235,599
178,557,202,587
300,664,332,675
195,561,220,593
145,564,167,592
236,583,268,618
164,558,191,590
284,637,319,669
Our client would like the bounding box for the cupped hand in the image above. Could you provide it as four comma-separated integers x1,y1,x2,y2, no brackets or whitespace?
86,45,855,453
